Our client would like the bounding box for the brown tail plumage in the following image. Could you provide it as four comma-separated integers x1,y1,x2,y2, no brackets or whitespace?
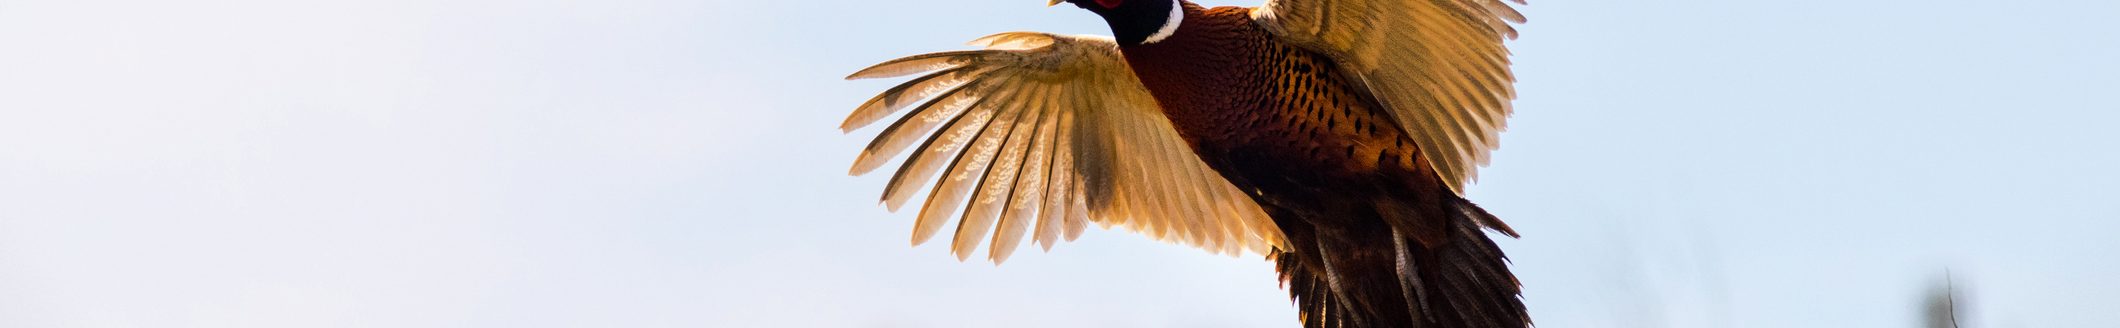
1269,198,1527,328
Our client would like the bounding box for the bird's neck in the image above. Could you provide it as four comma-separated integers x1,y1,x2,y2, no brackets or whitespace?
1118,2,1247,91
1137,0,1187,45
1117,4,1270,144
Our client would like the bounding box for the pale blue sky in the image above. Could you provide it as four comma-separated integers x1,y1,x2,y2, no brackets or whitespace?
1,0,2115,327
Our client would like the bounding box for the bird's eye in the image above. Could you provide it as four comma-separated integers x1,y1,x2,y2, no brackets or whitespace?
1094,0,1123,9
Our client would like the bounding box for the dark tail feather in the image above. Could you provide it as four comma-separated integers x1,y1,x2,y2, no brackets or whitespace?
1274,199,1527,328
1396,199,1527,328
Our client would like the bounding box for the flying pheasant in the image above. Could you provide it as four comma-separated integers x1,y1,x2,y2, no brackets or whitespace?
842,0,1528,327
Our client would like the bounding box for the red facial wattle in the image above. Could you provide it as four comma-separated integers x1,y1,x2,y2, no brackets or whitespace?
1094,0,1123,9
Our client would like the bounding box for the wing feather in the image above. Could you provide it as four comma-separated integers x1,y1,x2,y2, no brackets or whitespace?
1064,180,1089,242
1032,103,1077,251
1254,0,1526,194
900,85,1019,244
845,51,982,80
851,76,985,176
952,85,1050,260
842,66,986,132
845,32,1288,261
881,83,1020,212
924,84,1040,251
990,94,1061,262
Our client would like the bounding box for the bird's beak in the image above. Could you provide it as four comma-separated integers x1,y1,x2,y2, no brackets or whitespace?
1047,0,1064,7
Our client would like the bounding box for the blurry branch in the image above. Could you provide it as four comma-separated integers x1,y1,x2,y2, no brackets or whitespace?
1924,270,1964,328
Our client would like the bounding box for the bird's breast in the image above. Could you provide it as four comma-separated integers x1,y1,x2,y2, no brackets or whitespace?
1119,6,1430,192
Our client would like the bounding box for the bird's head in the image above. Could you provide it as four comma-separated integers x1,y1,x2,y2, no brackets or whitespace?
1051,0,1183,46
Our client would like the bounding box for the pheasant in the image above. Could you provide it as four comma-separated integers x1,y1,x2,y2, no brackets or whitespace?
842,0,1528,327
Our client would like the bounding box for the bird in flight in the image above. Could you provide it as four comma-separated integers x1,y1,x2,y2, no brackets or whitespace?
841,0,1527,327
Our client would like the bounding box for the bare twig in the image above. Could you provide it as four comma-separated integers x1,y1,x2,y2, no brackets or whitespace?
1925,269,1963,328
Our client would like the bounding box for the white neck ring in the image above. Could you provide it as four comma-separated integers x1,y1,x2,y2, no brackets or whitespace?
1141,1,1183,44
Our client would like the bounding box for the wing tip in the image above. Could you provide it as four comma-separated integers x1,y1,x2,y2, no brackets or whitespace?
849,151,886,176
988,249,1015,265
845,67,894,80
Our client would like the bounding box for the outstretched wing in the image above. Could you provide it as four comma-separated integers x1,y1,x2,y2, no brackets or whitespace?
844,32,1285,263
1252,0,1526,194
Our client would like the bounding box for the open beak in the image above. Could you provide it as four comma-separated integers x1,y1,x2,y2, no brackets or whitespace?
1047,0,1064,6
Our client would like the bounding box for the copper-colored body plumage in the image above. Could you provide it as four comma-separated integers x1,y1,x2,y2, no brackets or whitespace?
1126,6,1432,195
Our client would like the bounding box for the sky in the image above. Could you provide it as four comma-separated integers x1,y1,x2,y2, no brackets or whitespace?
1,0,2115,327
